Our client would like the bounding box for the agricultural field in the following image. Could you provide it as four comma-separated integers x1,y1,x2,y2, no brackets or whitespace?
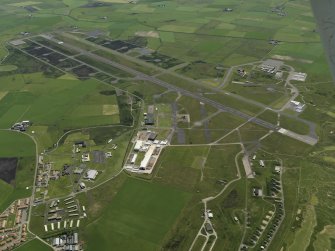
0,0,334,250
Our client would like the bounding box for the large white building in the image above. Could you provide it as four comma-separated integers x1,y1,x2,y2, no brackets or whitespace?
86,169,98,180
140,145,156,169
134,140,143,151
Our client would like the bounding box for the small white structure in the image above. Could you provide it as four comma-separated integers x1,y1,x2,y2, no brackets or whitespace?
22,120,30,125
86,169,98,180
259,160,265,167
290,100,305,113
82,153,90,162
79,182,86,189
160,140,168,145
275,166,281,173
208,212,214,219
131,154,138,164
291,72,307,82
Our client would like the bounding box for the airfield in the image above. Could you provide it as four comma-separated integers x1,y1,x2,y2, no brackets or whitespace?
0,0,335,251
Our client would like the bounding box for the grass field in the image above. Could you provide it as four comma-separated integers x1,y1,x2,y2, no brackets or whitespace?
82,178,190,251
0,131,34,157
287,205,317,251
0,64,17,72
15,238,53,251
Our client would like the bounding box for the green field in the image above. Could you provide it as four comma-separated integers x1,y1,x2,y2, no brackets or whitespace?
0,64,17,72
15,238,53,251
82,178,190,251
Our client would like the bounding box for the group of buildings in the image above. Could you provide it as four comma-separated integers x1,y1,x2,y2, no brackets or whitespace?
51,232,81,251
0,198,30,250
125,131,168,174
259,60,282,74
10,120,31,132
44,197,86,233
290,100,305,113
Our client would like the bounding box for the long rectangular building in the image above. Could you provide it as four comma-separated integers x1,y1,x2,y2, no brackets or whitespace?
140,145,156,169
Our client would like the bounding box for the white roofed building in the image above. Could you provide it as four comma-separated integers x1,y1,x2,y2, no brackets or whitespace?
86,169,98,180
